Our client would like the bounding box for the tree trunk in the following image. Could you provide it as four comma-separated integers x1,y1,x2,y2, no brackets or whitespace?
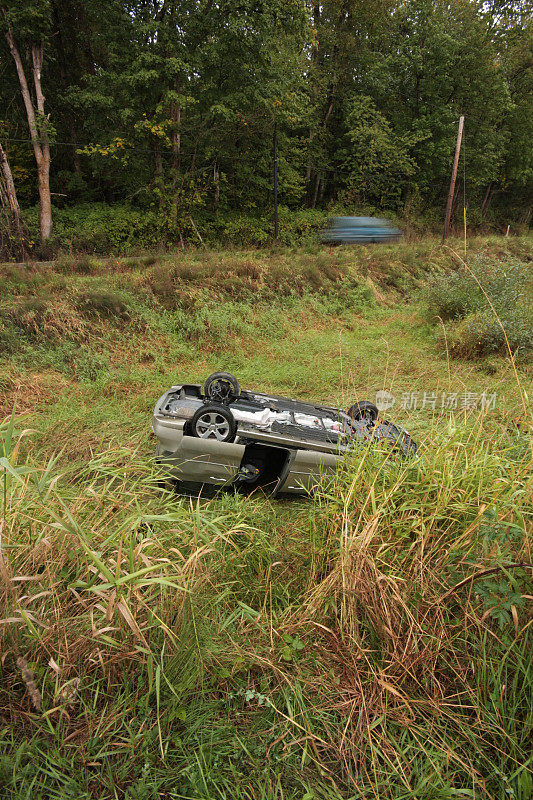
38,161,52,241
171,97,181,171
170,90,181,226
213,162,220,209
318,174,325,205
153,146,163,181
5,25,52,243
0,142,22,232
0,140,29,259
311,173,321,208
151,140,164,209
481,182,493,219
51,1,81,175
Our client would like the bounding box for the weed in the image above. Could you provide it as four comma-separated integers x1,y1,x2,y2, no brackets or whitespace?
0,320,19,355
146,263,178,308
0,410,531,799
0,236,532,799
76,290,131,320
425,255,533,358
7,297,51,336
56,254,94,274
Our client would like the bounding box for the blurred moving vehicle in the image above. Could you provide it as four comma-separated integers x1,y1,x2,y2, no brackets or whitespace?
152,371,417,497
320,216,402,244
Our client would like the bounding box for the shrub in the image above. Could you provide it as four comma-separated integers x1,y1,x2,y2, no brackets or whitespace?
25,203,168,255
220,214,272,247
448,308,533,358
425,256,532,358
277,207,330,246
76,290,131,320
22,203,333,255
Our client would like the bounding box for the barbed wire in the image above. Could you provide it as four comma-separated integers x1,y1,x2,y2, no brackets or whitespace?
0,136,457,187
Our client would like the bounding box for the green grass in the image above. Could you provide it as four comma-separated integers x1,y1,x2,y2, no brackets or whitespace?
0,236,532,799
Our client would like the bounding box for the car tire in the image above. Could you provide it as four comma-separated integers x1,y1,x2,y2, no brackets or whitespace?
190,404,237,442
204,372,240,404
347,400,379,424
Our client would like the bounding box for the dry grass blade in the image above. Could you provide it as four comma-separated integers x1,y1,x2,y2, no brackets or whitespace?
16,656,42,711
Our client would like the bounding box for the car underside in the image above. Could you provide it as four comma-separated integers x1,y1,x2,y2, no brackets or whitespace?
152,372,417,497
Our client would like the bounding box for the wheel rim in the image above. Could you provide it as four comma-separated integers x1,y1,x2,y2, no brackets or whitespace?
195,411,230,440
351,404,377,424
209,379,233,403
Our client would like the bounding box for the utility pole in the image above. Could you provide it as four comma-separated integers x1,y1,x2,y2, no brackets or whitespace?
442,115,464,243
273,121,278,241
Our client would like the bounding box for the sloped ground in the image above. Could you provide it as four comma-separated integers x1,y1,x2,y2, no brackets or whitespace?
0,236,531,799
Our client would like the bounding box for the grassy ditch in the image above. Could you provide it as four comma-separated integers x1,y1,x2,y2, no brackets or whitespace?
0,236,532,799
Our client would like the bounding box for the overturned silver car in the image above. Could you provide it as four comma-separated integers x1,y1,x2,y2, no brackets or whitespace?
152,372,417,496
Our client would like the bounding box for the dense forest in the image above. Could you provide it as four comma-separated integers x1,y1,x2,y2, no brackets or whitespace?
0,0,532,254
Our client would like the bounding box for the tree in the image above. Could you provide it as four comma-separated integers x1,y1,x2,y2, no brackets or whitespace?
3,2,53,242
0,138,29,258
490,2,533,222
0,141,22,230
361,0,511,209
341,96,418,207
303,0,393,206
0,0,530,250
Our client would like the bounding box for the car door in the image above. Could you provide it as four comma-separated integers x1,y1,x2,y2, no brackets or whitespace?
276,448,340,494
164,436,246,486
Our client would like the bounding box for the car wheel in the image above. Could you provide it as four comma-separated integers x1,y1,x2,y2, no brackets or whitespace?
191,404,237,442
204,372,240,404
347,400,379,424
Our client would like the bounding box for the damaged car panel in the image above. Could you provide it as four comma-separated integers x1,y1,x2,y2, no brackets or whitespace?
152,372,417,497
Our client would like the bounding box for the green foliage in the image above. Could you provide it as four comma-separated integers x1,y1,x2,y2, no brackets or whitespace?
475,573,529,630
75,289,130,320
24,203,167,254
341,96,418,207
448,308,533,358
21,204,333,254
218,214,272,247
1,0,51,40
2,0,532,260
425,255,533,357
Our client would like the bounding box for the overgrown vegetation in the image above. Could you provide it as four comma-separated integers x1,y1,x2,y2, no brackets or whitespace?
1,0,532,258
19,205,333,256
0,237,532,799
0,408,531,799
425,255,533,358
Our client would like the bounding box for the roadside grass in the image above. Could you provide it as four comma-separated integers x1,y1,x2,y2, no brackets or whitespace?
1,235,531,462
0,236,532,798
0,412,531,799
424,254,533,359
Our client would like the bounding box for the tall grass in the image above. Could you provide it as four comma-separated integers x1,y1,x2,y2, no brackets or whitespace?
424,254,533,359
1,237,532,797
1,406,531,799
